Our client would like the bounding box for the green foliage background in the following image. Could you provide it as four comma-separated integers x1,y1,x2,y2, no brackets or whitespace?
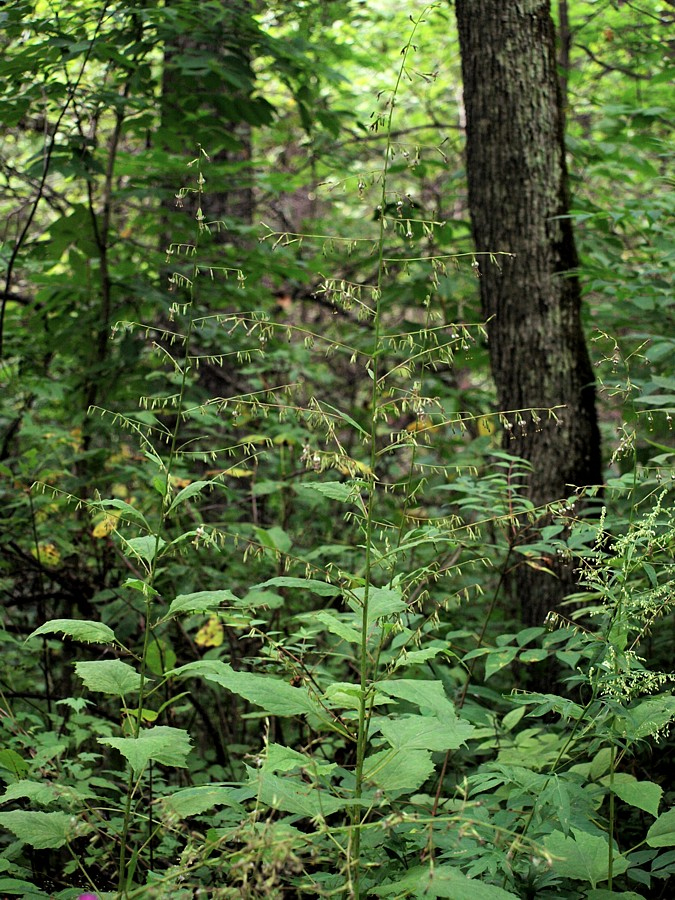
0,1,673,897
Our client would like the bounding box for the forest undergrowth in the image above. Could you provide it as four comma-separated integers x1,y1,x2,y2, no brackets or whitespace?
1,6,674,899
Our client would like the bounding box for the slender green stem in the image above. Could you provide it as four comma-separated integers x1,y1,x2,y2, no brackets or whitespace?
608,743,616,889
117,151,206,897
348,10,436,896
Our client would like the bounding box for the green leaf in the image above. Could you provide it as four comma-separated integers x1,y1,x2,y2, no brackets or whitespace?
620,696,675,742
304,610,361,644
392,646,449,669
74,659,142,695
295,481,357,502
254,576,340,597
484,645,519,680
0,877,51,898
372,864,519,897
318,400,369,437
544,828,629,888
0,749,30,778
253,525,292,555
171,660,327,719
164,589,240,619
323,682,370,710
145,636,177,676
98,498,150,529
1,781,62,807
27,618,116,645
377,715,474,751
100,726,192,774
350,585,406,626
590,747,613,780
363,747,434,793
586,892,646,900
603,774,662,817
377,679,458,718
646,807,675,848
0,811,75,849
163,785,244,818
263,743,337,777
251,769,344,817
166,480,214,513
124,535,166,566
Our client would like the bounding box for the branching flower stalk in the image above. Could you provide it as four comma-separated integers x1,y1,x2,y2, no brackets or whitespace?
117,148,209,896
349,8,438,896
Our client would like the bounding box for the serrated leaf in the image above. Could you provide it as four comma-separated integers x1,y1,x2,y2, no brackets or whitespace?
263,743,337,777
124,535,166,566
364,747,434,792
350,585,406,626
372,864,519,897
621,696,675,741
304,610,361,644
1,781,61,807
98,498,150,529
171,660,327,719
0,749,29,778
166,480,213,513
377,679,458,718
377,714,474,751
252,769,344,817
0,811,75,849
646,807,675,847
164,589,240,619
27,618,116,645
586,891,646,900
255,576,340,597
544,828,629,888
322,682,368,710
75,659,142,695
163,785,244,818
603,775,662,817
100,726,192,774
296,481,356,502
0,877,51,897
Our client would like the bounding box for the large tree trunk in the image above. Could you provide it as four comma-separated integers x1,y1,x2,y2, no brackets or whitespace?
455,0,602,628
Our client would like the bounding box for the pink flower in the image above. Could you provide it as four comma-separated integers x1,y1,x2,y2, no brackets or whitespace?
77,894,99,900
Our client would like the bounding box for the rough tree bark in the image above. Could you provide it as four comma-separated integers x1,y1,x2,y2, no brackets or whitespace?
454,0,602,627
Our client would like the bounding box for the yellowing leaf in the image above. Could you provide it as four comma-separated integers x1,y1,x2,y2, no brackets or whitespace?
477,415,496,436
68,427,83,450
169,476,192,489
92,514,119,538
405,415,439,434
195,616,224,648
31,542,60,567
337,458,375,478
223,467,254,478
